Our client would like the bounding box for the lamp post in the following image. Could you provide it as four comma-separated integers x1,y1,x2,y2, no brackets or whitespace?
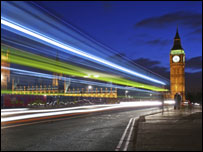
88,85,92,102
150,94,152,101
88,85,92,90
125,90,128,100
88,85,92,93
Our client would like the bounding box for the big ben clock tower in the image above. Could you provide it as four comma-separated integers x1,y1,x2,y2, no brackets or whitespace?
170,28,185,102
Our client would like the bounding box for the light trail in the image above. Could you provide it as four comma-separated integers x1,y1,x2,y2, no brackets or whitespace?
1,105,111,116
1,46,168,91
1,66,159,94
1,108,29,112
1,18,166,85
164,100,175,105
1,101,162,122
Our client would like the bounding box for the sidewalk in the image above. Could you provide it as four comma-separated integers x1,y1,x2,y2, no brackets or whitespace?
134,107,202,151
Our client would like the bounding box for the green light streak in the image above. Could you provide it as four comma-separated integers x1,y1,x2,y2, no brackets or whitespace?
1,45,168,92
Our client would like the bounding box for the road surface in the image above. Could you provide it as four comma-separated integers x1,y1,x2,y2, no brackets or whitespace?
1,105,161,151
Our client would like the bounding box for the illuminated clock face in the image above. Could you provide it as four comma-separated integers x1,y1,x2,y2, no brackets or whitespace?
172,55,180,63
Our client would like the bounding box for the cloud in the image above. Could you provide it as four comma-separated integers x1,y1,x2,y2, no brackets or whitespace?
149,66,170,79
186,28,202,37
134,11,202,30
145,39,171,46
185,56,202,70
133,58,160,68
133,58,170,79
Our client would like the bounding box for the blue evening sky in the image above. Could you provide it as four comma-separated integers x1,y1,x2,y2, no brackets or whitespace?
33,1,202,72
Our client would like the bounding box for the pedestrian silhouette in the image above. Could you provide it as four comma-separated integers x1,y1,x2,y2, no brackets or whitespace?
174,92,182,109
160,93,164,113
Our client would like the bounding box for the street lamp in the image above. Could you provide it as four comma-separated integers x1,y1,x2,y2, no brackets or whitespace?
88,85,92,89
125,90,128,98
88,85,92,92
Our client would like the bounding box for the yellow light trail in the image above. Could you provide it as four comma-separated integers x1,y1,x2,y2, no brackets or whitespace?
1,45,168,92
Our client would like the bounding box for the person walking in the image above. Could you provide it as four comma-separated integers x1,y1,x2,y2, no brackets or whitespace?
160,93,165,113
174,92,182,109
174,93,178,109
177,92,182,109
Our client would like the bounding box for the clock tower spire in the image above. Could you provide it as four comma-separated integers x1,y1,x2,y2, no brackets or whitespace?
171,27,183,50
170,28,186,102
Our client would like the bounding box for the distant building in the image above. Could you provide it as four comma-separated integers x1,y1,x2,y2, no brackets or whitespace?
1,47,10,90
170,28,186,101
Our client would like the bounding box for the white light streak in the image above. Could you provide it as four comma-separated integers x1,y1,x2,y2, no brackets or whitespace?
1,108,29,112
1,18,166,85
1,105,110,116
164,100,175,105
1,101,162,122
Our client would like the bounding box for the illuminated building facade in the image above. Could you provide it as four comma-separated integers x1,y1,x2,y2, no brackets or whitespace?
170,28,185,101
1,47,10,89
52,51,62,88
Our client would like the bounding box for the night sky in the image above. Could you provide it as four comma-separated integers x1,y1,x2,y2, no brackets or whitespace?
28,1,203,92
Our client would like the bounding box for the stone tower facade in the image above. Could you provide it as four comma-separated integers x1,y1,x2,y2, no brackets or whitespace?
170,28,185,102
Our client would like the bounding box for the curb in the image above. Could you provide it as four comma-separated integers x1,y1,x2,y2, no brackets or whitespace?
133,107,175,151
133,108,202,151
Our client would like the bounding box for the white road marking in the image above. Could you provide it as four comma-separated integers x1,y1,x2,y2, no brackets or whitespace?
115,118,133,151
123,117,138,151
